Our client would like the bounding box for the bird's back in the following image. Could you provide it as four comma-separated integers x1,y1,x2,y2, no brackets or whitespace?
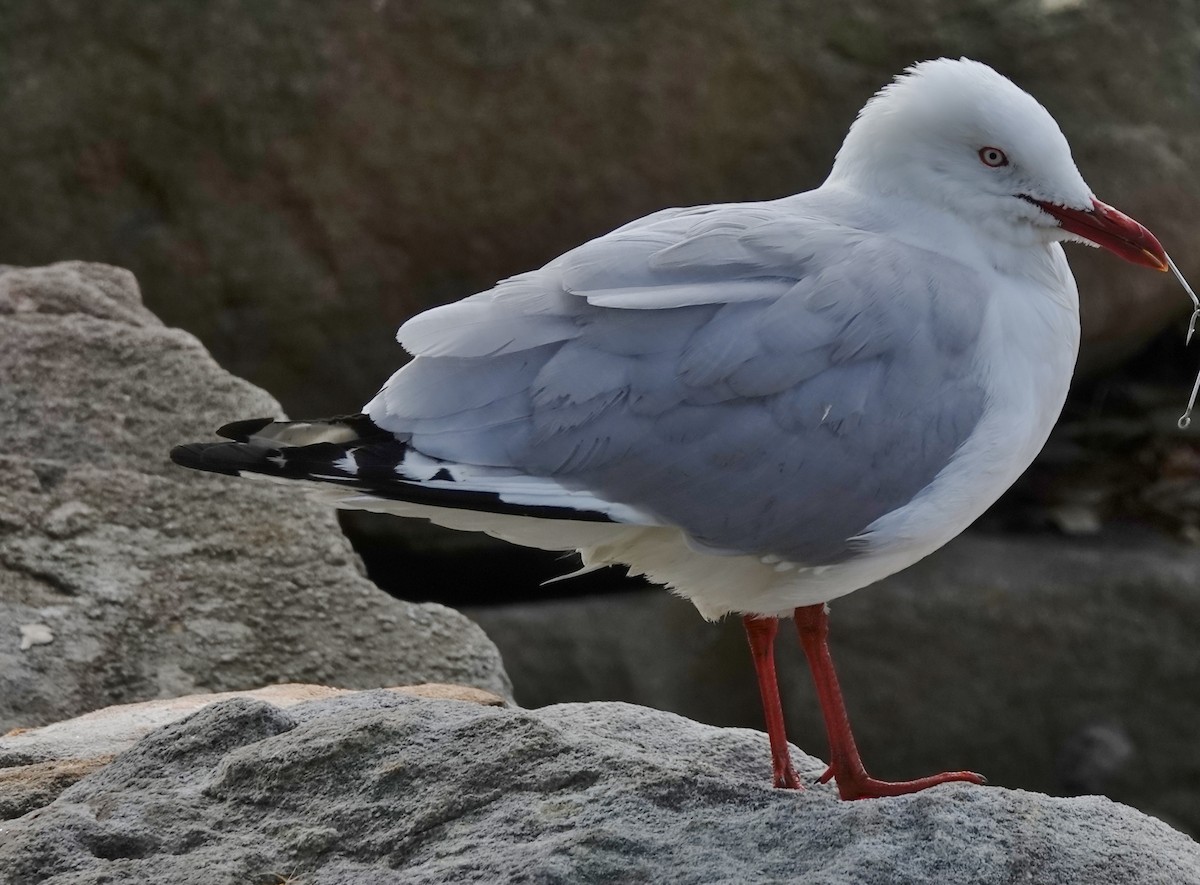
366,192,994,566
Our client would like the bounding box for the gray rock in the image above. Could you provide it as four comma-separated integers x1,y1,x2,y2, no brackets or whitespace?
0,683,505,820
1,693,1196,884
467,527,1200,835
0,2,1192,416
0,262,511,732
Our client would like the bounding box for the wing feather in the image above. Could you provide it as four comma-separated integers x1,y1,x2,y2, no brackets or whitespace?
397,298,579,358
366,197,989,564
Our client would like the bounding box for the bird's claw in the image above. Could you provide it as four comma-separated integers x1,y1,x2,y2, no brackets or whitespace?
774,764,804,790
832,769,986,800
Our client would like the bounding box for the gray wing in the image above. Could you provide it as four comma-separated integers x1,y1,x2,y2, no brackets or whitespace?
368,201,987,564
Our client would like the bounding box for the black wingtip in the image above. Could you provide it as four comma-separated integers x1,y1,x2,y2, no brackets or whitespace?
169,433,622,524
170,443,243,476
217,417,275,442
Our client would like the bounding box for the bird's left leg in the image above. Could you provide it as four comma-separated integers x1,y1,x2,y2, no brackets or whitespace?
742,615,803,790
792,602,985,800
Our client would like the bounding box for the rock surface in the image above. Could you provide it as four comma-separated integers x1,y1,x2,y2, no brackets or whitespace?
0,683,504,820
468,527,1200,835
1,692,1196,884
0,2,1194,416
0,262,511,732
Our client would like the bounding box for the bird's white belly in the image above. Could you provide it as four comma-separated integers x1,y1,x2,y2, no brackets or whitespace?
589,273,1081,620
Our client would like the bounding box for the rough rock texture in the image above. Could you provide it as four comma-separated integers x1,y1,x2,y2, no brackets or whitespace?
0,693,1196,885
0,262,511,732
0,683,505,820
468,527,1200,835
0,1,1195,416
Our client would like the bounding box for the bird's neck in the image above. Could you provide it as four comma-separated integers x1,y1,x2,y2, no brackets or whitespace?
807,181,1066,283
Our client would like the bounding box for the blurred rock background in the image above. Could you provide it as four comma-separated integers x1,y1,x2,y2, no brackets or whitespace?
3,0,1200,835
3,0,1199,415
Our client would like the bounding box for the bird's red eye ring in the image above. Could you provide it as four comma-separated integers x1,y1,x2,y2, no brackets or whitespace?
979,147,1008,167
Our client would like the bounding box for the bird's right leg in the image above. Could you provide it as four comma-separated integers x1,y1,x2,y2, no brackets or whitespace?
792,602,985,800
742,615,803,790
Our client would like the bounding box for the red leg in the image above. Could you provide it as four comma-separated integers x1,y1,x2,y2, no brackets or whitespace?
792,603,985,800
742,615,803,790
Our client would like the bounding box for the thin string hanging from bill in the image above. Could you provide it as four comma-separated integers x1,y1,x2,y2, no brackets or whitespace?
1168,254,1200,430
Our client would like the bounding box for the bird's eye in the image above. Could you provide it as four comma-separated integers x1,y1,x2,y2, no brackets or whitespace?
979,147,1008,168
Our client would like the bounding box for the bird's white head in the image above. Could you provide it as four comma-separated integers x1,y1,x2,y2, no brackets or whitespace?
828,58,1166,270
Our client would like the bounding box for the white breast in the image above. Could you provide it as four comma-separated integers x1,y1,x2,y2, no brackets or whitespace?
854,246,1080,554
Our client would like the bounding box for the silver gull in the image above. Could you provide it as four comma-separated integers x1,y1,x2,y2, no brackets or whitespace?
172,58,1169,799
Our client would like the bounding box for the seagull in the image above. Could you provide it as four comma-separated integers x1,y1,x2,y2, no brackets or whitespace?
171,58,1168,800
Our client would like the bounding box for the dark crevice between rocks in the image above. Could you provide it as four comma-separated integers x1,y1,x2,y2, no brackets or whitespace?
339,509,651,607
